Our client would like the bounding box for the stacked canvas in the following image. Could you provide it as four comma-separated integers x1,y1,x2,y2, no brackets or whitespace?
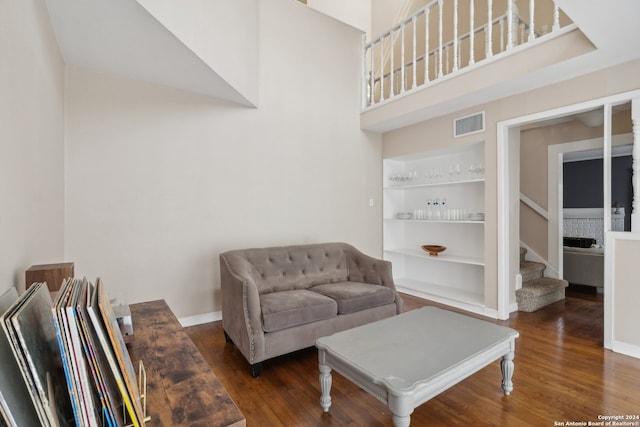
0,279,146,427
0,286,44,426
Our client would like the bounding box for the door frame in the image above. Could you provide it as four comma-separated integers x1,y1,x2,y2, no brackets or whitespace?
496,89,640,338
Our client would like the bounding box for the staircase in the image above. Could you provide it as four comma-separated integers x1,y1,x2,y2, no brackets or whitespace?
516,248,568,312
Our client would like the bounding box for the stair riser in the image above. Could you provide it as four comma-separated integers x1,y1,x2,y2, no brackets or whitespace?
517,289,565,312
521,266,545,283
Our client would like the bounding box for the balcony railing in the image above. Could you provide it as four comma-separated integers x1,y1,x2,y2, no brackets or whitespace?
362,0,571,108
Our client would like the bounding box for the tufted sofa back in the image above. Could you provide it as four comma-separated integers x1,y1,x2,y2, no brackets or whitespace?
222,242,357,295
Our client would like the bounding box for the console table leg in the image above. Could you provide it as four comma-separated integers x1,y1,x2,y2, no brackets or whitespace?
501,350,515,395
318,351,332,412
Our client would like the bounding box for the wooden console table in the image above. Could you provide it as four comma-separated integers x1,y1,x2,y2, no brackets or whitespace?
127,300,245,427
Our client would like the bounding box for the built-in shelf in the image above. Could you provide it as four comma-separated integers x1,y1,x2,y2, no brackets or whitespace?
384,177,485,190
385,218,484,225
383,140,488,316
385,248,484,266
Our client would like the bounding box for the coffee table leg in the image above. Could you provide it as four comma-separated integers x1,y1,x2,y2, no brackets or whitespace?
318,350,332,412
391,413,411,427
501,349,515,395
388,393,412,427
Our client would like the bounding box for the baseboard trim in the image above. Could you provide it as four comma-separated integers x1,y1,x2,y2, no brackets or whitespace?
611,340,640,360
179,311,222,327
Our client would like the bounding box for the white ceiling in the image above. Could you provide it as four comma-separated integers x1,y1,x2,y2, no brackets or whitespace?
43,0,254,106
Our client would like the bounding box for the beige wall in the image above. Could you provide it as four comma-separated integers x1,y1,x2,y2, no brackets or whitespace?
64,0,383,319
382,58,640,311
0,0,66,294
611,237,640,351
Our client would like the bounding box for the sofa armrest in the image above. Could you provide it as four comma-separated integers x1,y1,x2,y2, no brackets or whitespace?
220,254,265,364
347,248,403,313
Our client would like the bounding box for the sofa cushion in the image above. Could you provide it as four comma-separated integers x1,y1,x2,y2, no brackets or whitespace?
310,282,395,315
260,290,337,332
228,244,350,294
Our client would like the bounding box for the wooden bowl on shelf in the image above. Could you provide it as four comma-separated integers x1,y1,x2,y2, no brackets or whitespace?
421,245,447,256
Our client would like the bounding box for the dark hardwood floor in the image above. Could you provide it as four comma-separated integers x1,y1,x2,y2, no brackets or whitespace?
186,290,640,426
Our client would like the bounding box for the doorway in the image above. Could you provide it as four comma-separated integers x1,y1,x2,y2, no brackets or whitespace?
497,90,640,352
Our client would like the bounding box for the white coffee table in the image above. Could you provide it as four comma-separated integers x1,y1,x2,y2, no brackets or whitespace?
315,307,519,427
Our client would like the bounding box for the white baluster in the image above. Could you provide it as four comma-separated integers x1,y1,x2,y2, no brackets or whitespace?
438,0,443,78
453,0,459,72
528,0,536,41
362,35,368,107
412,15,417,89
552,0,560,32
401,22,406,92
445,45,450,74
632,98,640,231
370,40,376,104
434,52,438,79
469,0,475,65
379,36,385,101
506,0,514,49
486,0,493,58
425,8,430,82
389,30,394,97
500,18,504,52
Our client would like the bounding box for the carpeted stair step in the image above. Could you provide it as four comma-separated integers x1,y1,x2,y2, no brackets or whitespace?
516,277,569,312
520,261,546,283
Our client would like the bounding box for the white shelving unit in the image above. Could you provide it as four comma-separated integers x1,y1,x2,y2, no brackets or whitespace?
383,141,488,316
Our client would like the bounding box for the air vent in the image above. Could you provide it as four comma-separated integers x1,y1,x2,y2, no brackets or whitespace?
454,111,485,137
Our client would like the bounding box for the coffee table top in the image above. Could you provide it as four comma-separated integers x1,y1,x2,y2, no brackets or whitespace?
316,307,518,393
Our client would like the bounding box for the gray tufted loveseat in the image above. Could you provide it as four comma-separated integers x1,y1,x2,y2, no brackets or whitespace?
219,242,403,377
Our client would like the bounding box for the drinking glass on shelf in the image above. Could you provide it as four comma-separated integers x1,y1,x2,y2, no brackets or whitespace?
424,169,431,183
468,163,485,177
435,168,443,182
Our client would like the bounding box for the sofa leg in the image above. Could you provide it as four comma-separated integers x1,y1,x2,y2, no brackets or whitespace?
250,363,262,378
223,330,232,343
